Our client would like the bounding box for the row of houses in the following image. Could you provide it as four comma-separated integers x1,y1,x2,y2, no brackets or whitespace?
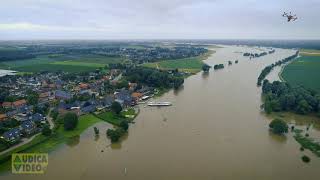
55,87,155,116
1,115,46,143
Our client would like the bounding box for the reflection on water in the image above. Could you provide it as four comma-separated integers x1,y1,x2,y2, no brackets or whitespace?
94,134,100,141
201,71,210,79
66,135,80,147
173,85,184,96
269,131,288,144
110,133,129,150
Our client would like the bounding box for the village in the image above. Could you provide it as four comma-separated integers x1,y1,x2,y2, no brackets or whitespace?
0,66,160,151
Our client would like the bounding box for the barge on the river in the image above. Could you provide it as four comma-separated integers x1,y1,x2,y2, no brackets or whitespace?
147,102,172,106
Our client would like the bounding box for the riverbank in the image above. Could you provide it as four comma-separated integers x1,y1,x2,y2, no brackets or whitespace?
263,50,320,160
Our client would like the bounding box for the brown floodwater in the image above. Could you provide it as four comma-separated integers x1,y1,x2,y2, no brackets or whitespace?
2,46,320,180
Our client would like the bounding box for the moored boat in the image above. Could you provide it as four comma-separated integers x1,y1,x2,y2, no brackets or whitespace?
147,102,172,106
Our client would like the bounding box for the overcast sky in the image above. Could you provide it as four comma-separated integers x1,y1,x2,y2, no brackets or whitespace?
0,0,319,40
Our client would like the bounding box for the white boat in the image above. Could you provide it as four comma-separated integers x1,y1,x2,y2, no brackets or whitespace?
141,95,150,100
147,102,172,106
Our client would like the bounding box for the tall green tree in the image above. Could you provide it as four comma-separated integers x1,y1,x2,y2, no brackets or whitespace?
63,113,78,131
111,102,122,114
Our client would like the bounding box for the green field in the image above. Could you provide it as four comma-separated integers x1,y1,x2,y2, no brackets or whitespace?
300,49,320,53
143,51,214,73
0,54,125,73
281,55,320,93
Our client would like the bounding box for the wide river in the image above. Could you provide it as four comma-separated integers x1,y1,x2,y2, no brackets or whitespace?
2,46,320,180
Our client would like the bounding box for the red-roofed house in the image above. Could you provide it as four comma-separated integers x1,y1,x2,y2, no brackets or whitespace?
12,99,27,108
131,92,143,101
0,114,7,121
79,83,89,89
2,102,12,108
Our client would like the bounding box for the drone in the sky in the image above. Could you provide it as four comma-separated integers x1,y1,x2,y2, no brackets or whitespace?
282,12,298,22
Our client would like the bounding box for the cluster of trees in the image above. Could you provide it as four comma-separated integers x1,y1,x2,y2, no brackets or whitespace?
125,67,184,89
26,89,39,105
33,103,50,115
243,52,268,58
262,80,320,115
202,64,211,72
65,93,92,104
257,51,299,86
269,118,288,135
0,119,20,134
213,64,224,70
106,120,129,143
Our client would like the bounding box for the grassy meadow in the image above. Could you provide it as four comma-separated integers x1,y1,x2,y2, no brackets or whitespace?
143,50,214,73
281,54,320,93
0,54,125,73
96,111,125,126
300,49,320,56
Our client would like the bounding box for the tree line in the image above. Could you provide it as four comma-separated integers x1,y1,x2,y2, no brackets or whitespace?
0,49,35,62
262,80,320,115
257,51,299,86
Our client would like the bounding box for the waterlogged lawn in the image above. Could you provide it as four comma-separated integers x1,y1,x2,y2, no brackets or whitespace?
281,55,320,93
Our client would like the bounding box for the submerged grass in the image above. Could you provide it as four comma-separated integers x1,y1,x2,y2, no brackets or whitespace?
293,129,320,157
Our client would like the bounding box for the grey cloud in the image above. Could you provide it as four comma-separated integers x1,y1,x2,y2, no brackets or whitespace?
0,0,319,39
